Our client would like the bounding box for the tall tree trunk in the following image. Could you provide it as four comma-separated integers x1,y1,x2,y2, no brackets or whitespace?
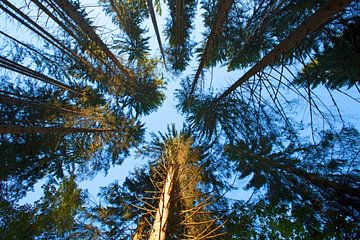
267,159,360,211
149,165,175,240
190,0,234,95
0,0,89,68
0,94,94,117
217,0,352,101
0,125,118,134
0,30,60,67
145,0,167,67
0,56,82,95
52,0,134,80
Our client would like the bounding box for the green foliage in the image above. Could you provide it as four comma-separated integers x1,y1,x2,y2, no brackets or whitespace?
0,82,144,201
294,21,360,89
1,0,359,238
164,0,197,72
122,58,166,116
0,199,38,239
224,127,360,237
0,176,86,239
101,0,150,62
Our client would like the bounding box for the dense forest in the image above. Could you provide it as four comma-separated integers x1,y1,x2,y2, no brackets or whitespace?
0,0,359,239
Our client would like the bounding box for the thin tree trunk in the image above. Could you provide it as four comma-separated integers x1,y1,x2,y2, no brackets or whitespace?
0,57,80,94
0,0,87,67
217,0,352,101
0,56,82,95
190,0,234,95
0,94,93,117
52,0,134,80
145,0,167,67
0,125,118,134
149,165,175,240
0,30,60,67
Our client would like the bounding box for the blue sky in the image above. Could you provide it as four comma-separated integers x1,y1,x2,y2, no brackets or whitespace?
5,0,358,204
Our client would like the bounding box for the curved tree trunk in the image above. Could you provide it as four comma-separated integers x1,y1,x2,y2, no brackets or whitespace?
217,0,352,101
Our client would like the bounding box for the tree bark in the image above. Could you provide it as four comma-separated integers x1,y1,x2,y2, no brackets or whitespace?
0,0,90,70
132,214,148,240
0,56,82,95
145,0,167,67
0,125,118,134
52,0,134,80
190,0,234,95
0,94,93,117
217,0,352,101
149,165,175,240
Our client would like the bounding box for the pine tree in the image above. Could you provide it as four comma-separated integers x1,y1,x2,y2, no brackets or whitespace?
81,126,227,239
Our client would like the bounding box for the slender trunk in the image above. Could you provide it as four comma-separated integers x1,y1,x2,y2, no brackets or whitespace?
145,0,167,67
0,30,60,67
149,165,175,240
267,159,360,210
217,0,352,101
0,0,88,67
190,0,234,95
0,0,103,84
52,0,134,80
0,94,93,117
0,125,118,134
0,56,82,95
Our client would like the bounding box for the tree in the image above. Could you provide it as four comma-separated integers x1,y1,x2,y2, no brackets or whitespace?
190,0,234,95
164,0,197,72
224,127,360,238
0,176,87,239
217,0,352,101
101,0,151,62
294,20,360,89
1,0,359,238
0,82,144,201
80,126,227,239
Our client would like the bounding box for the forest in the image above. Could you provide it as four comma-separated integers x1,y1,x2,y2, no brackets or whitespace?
0,0,359,239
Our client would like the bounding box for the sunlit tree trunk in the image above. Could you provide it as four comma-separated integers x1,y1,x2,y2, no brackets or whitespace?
146,0,167,66
132,214,147,240
52,0,134,80
149,165,175,240
217,0,352,101
0,125,118,134
190,0,234,94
